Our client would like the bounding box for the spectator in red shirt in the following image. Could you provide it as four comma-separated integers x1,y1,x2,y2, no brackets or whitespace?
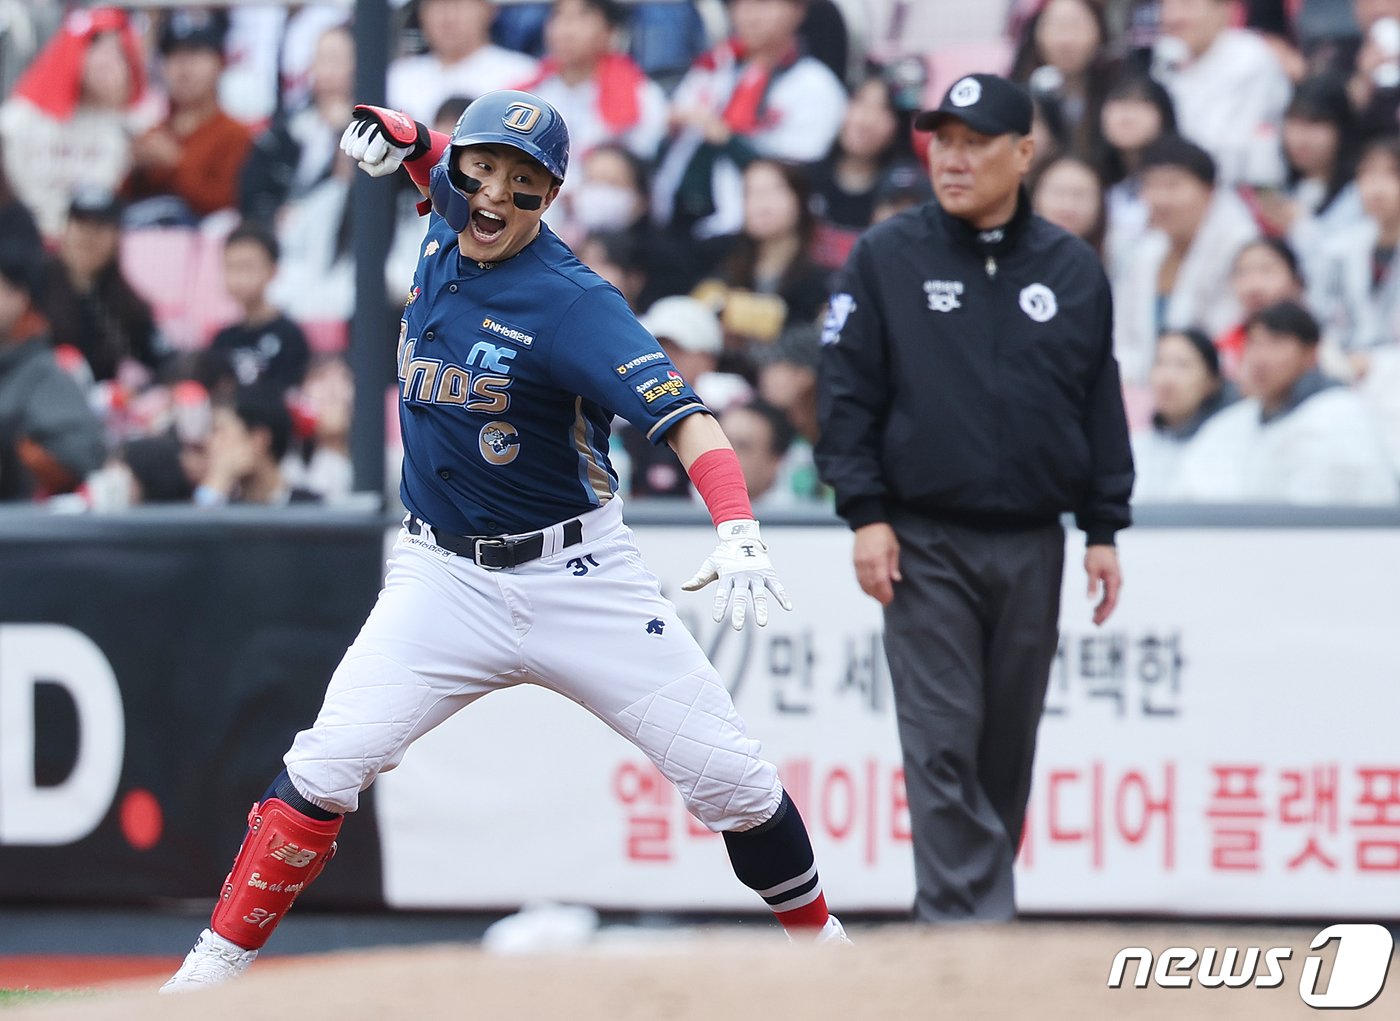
125,11,253,224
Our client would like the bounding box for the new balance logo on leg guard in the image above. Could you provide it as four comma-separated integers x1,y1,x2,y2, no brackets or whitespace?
268,841,318,868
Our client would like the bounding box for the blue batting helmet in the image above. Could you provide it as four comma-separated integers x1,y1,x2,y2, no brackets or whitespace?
429,90,570,232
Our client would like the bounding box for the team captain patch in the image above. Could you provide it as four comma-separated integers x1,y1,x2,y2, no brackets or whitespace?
479,316,535,347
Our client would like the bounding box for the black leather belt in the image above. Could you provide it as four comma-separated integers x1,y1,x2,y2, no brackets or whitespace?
407,516,584,570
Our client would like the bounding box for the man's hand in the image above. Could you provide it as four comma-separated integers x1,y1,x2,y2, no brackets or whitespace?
853,522,901,606
682,519,792,630
131,128,182,170
339,105,428,178
1085,544,1122,626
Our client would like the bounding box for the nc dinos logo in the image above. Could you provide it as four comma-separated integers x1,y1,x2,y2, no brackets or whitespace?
502,103,541,132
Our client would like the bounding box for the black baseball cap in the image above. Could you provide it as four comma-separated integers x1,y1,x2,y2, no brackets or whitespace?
159,10,228,55
69,187,124,225
915,74,1033,136
0,243,37,295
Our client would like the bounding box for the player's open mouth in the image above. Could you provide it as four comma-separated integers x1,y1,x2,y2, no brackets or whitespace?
471,209,507,244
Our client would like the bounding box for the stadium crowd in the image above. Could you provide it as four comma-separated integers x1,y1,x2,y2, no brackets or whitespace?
0,0,1398,509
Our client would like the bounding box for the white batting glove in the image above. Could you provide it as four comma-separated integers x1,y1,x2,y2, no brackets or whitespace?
340,113,417,178
681,520,793,631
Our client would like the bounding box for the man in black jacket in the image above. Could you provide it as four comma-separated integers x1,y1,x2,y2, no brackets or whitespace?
816,74,1134,922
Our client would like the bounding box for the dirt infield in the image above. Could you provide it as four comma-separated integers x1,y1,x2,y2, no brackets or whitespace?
5,923,1396,1020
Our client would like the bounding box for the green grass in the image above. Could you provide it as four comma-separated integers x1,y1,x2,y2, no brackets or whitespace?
0,988,86,1007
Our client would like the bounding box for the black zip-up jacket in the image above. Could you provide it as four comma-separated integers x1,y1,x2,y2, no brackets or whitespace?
815,194,1134,545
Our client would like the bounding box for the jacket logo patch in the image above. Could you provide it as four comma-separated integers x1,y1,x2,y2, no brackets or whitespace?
924,280,964,313
822,292,857,345
1019,283,1058,323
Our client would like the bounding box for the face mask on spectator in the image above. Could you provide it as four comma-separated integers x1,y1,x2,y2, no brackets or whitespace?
572,182,638,231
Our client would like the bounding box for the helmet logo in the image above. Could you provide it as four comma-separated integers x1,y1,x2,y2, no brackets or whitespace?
502,102,542,133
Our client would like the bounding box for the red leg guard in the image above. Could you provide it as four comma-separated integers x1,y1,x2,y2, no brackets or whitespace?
210,798,342,950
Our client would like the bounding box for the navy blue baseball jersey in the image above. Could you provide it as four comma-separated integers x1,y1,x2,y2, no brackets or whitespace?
396,215,705,535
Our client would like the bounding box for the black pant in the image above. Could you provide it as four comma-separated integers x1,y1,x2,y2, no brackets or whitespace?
883,514,1064,922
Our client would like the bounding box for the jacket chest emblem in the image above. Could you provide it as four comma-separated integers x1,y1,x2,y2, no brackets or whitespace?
924,279,964,313
1019,283,1058,323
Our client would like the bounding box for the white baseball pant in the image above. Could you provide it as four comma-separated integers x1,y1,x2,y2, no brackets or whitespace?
284,497,783,831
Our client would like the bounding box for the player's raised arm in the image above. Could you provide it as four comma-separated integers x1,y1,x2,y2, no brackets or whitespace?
338,105,450,197
666,411,793,632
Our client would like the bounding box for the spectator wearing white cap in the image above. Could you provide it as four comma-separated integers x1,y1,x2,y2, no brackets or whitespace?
641,295,752,411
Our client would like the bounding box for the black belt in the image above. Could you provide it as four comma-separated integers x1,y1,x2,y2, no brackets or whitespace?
407,516,584,570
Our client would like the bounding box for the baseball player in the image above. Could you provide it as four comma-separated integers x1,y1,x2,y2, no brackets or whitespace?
162,90,848,992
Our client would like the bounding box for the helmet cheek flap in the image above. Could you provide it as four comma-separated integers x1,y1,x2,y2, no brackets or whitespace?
429,159,476,233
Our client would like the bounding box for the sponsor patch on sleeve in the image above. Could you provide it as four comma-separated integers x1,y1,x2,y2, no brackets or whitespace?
633,369,689,404
614,350,668,376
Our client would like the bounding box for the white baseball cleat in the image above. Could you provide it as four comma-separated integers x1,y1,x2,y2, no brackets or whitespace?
159,928,258,993
815,914,854,945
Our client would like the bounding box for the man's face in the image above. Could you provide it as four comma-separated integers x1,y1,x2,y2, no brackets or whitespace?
1242,325,1316,406
222,240,276,308
730,0,805,54
1231,244,1299,315
162,46,223,108
546,0,612,67
927,120,1033,227
1141,165,1212,243
1160,0,1229,57
420,0,492,61
208,406,263,482
61,217,120,283
455,144,559,263
0,277,27,337
719,406,782,500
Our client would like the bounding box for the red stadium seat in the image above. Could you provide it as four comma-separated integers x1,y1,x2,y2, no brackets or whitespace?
118,228,201,349
301,320,349,354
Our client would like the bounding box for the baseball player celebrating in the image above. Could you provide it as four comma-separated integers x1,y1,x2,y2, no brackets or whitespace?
162,90,847,991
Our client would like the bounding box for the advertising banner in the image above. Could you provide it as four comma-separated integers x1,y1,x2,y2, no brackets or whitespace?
0,515,386,907
376,525,1400,917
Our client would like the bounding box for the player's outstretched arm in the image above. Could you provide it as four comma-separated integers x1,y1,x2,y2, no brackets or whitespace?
338,105,450,198
668,412,793,631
